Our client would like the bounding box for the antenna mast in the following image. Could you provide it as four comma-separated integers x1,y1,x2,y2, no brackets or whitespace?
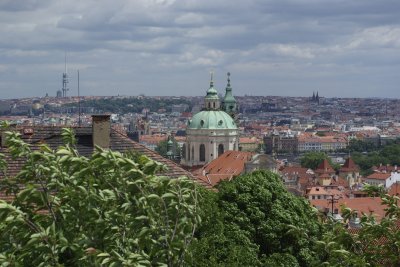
62,52,69,97
78,70,81,126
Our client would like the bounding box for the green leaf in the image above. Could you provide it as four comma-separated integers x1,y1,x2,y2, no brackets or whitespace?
97,253,110,257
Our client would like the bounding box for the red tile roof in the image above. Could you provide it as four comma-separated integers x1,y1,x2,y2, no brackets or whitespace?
193,150,254,187
310,197,386,221
366,173,391,180
388,182,400,196
372,165,399,173
315,159,335,174
340,157,359,173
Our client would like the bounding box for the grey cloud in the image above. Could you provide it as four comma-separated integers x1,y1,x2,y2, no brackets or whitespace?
0,0,399,98
0,0,51,12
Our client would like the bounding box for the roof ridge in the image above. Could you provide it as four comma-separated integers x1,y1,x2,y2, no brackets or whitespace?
111,129,210,187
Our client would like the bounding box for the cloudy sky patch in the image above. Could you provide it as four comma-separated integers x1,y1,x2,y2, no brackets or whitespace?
0,0,399,98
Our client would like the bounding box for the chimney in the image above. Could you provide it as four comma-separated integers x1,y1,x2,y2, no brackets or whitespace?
92,115,111,149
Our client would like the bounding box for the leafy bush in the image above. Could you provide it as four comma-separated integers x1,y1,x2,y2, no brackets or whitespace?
0,128,200,266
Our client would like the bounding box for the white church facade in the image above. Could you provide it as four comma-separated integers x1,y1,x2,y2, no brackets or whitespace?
181,73,239,167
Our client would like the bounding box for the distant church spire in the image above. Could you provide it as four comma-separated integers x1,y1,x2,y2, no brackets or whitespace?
210,71,214,88
166,134,175,160
222,72,237,119
204,71,220,111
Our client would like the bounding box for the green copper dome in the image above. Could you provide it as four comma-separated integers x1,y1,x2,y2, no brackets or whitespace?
205,72,219,100
187,110,237,130
205,87,219,100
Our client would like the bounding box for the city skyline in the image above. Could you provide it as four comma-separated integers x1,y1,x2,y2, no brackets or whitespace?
0,0,399,99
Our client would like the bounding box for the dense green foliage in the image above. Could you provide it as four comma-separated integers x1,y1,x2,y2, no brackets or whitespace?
189,170,322,266
0,128,199,266
300,152,339,171
348,139,400,176
345,139,378,153
2,125,400,266
62,97,192,114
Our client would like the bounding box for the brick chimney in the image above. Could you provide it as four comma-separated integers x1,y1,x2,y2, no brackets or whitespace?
92,115,111,149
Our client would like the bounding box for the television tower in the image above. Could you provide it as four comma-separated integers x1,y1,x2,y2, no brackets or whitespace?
62,53,69,97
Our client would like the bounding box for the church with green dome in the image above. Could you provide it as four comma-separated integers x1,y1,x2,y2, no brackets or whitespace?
181,73,239,167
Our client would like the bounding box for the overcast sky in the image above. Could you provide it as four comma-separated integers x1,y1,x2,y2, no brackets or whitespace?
1,0,399,99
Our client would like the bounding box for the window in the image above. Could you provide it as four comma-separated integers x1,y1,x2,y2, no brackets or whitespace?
191,146,194,161
218,144,224,157
199,144,205,162
188,145,191,161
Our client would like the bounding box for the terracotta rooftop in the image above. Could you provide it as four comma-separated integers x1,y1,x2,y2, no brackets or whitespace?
310,197,386,221
315,159,335,174
372,165,399,173
366,173,391,180
193,150,254,187
388,182,400,196
308,186,344,198
330,176,350,188
340,157,359,173
279,166,312,177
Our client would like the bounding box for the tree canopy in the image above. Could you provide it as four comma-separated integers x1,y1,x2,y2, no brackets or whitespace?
61,97,192,114
189,170,322,266
300,152,339,171
349,141,400,176
0,128,200,266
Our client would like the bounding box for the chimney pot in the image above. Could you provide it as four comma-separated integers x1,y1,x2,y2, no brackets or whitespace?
92,115,111,149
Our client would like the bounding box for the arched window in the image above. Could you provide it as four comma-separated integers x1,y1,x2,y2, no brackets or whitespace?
182,144,186,160
188,144,191,161
208,102,211,109
218,144,224,157
213,102,215,108
199,144,205,162
191,146,194,161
